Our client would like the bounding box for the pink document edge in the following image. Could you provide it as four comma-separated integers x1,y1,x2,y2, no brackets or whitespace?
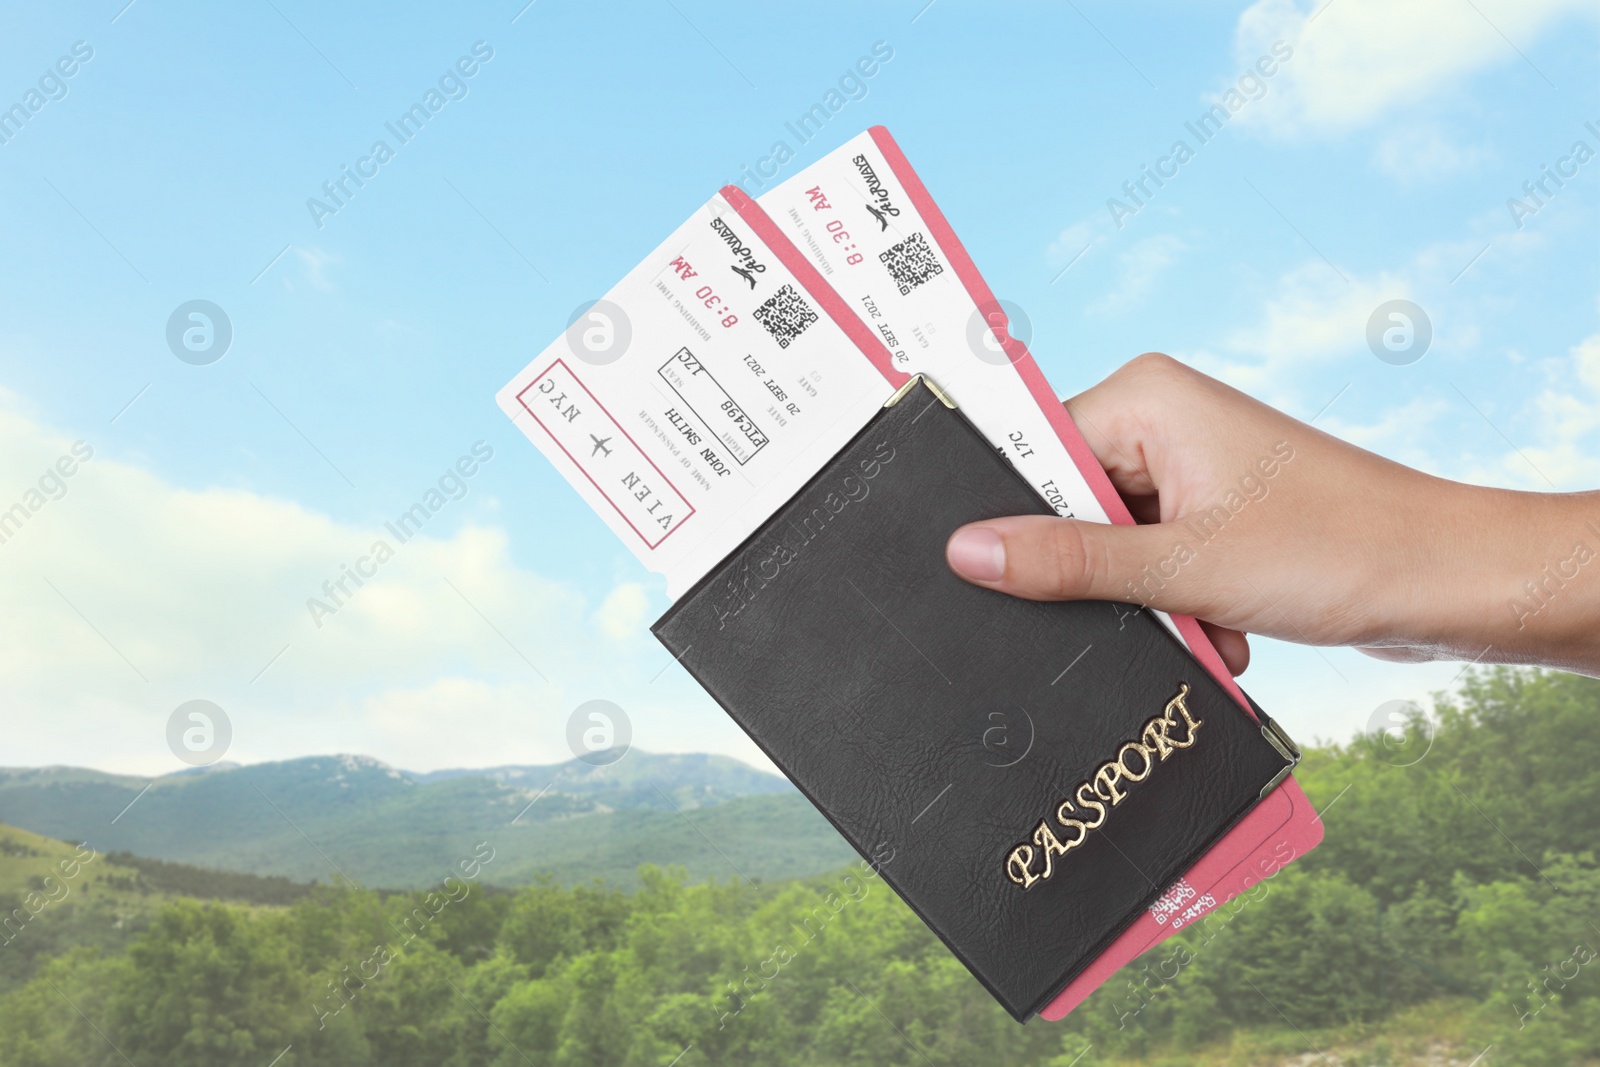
720,184,910,391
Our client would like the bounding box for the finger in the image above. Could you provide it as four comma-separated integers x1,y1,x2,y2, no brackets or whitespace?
1061,353,1190,499
1198,620,1251,676
945,515,1223,619
1063,391,1155,499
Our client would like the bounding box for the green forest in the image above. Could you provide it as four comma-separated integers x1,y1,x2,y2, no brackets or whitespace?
2,668,1598,1066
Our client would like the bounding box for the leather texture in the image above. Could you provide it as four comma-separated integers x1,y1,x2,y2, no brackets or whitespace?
653,379,1294,1022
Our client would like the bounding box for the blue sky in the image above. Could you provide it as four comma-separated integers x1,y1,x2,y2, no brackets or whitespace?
0,0,1595,774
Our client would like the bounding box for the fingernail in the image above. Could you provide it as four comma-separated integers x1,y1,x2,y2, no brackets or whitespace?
947,526,1005,582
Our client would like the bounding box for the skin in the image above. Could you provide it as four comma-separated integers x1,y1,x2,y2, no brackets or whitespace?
944,353,1600,678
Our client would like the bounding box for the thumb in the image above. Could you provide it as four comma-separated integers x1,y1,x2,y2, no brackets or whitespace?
944,515,1212,615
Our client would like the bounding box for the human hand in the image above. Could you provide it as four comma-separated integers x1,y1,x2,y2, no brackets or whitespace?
944,353,1600,677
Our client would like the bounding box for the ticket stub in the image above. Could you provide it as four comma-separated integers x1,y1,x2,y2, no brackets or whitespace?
497,192,900,596
754,135,1112,528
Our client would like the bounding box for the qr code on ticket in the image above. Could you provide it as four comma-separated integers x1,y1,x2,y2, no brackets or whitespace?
879,232,944,296
752,283,819,350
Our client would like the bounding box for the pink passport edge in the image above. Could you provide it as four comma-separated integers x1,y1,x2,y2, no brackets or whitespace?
865,125,1324,1016
1040,787,1326,1020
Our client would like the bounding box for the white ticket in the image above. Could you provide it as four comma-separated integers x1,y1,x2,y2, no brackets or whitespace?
497,191,897,597
755,132,1112,526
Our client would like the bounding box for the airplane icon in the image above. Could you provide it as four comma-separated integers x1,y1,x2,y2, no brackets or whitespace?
589,435,612,458
730,265,757,289
865,204,890,232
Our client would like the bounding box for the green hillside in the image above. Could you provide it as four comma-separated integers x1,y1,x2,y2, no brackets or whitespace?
0,824,323,996
2,668,1597,1066
0,752,856,890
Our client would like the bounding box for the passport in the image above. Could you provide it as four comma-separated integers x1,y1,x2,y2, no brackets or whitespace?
652,376,1300,1021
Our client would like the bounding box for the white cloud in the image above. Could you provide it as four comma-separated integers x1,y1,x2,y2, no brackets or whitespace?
1087,234,1186,317
594,581,651,641
1187,258,1404,393
1183,224,1518,398
0,394,760,776
1047,220,1097,271
354,676,550,761
1373,125,1493,184
1231,0,1593,136
1175,249,1597,493
1508,332,1600,488
1317,396,1455,474
294,246,339,292
1171,235,1518,476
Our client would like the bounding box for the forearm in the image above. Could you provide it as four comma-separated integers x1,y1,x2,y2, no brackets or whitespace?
1448,487,1600,675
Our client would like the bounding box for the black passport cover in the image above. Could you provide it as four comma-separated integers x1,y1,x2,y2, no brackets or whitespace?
652,378,1296,1021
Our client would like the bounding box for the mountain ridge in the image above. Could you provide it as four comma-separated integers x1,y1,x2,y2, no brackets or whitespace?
0,751,850,890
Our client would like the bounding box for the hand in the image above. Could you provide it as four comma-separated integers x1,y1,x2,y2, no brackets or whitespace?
944,353,1600,677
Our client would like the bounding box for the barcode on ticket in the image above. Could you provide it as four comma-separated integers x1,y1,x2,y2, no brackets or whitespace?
752,283,819,350
879,231,944,296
